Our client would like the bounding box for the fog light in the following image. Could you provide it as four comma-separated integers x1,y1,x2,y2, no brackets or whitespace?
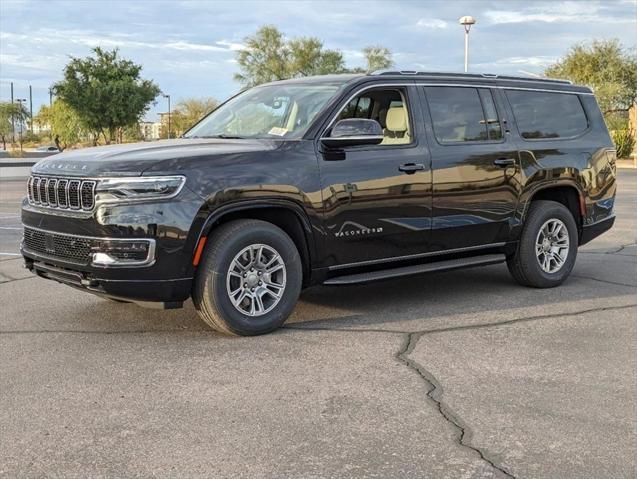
91,240,155,267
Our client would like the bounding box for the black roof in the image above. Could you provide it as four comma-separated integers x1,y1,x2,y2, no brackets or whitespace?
261,70,592,94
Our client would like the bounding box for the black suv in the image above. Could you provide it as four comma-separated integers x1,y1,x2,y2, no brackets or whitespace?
21,71,617,335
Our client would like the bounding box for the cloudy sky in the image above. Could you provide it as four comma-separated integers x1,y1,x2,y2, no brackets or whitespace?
1,0,636,121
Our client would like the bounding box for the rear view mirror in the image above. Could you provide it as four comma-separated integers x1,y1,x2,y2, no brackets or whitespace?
321,119,384,148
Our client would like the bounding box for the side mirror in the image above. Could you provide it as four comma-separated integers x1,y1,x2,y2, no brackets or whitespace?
321,119,384,149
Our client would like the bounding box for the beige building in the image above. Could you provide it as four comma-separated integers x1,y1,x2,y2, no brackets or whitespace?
139,121,162,141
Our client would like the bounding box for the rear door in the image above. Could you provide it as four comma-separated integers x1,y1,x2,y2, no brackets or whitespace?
420,85,522,251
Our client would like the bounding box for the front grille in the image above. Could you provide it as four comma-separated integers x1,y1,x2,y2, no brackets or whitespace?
23,227,94,265
27,176,96,212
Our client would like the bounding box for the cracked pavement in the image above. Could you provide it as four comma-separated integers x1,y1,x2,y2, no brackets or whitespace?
1,170,636,478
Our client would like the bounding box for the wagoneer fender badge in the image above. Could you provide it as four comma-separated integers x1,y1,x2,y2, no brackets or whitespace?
333,221,383,238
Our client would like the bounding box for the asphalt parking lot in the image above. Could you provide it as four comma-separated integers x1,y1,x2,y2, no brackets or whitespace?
1,170,636,478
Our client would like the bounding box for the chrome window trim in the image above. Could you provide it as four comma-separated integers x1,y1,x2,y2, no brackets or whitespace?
322,81,592,137
21,225,156,268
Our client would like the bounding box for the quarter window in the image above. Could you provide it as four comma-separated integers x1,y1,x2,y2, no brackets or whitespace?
425,87,502,143
505,90,588,139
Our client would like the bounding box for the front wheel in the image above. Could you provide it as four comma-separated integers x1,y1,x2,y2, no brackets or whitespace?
193,219,302,336
507,200,578,288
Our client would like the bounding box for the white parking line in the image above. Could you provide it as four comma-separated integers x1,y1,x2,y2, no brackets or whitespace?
0,252,21,256
0,227,22,230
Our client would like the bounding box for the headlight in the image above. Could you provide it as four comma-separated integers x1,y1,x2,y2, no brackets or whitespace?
95,176,186,204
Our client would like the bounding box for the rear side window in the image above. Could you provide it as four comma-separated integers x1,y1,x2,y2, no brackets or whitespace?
505,90,588,139
424,87,502,143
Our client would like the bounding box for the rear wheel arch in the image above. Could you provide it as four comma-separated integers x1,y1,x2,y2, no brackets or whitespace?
524,184,583,233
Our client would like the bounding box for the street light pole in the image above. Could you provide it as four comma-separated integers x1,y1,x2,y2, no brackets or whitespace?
162,93,171,139
16,98,27,154
459,16,476,73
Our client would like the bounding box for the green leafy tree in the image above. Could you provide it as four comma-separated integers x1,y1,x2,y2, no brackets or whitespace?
234,26,392,86
53,47,161,144
234,26,291,86
362,46,394,73
287,37,346,76
35,100,85,151
168,97,219,137
0,102,28,150
545,40,637,115
122,123,144,143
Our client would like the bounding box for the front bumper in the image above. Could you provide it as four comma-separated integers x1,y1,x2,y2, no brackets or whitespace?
23,258,191,307
20,187,206,304
579,214,616,246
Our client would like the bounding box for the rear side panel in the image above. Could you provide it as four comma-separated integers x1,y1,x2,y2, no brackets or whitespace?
500,85,616,242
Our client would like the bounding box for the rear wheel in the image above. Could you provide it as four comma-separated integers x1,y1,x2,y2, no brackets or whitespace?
507,200,578,288
193,219,302,336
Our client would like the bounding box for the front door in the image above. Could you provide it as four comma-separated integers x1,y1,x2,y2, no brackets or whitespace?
318,84,432,268
420,85,522,251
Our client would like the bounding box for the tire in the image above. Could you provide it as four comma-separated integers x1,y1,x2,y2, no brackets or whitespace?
192,219,302,336
507,200,578,288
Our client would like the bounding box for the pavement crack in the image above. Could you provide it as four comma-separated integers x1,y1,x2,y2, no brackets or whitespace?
571,274,637,288
397,332,516,479
0,276,36,285
0,329,209,335
579,241,637,255
288,303,637,336
284,324,404,335
417,303,637,337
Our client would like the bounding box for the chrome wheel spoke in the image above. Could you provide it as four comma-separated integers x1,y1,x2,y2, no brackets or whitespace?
535,218,570,274
265,262,284,275
226,243,287,317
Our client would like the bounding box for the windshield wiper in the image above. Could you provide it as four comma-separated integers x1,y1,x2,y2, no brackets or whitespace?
188,134,247,140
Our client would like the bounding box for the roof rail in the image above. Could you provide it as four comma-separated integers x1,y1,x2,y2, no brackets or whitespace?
368,70,573,85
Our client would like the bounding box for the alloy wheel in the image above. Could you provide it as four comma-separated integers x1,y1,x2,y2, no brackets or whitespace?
535,218,570,273
226,243,287,316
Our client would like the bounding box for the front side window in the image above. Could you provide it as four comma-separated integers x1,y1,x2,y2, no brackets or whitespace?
505,90,588,139
185,83,343,139
333,88,412,145
425,86,502,143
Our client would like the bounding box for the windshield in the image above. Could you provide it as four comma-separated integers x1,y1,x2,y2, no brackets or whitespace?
184,83,343,140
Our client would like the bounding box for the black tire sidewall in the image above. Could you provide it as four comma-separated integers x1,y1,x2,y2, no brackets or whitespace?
206,224,302,335
519,202,578,287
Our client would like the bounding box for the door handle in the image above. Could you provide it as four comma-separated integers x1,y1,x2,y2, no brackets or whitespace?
399,163,425,174
493,158,516,168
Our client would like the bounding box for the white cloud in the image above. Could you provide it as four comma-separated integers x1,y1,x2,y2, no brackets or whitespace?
485,1,634,25
162,40,226,52
216,40,245,51
416,18,448,29
500,56,558,67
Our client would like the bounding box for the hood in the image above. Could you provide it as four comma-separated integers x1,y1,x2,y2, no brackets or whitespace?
31,138,278,177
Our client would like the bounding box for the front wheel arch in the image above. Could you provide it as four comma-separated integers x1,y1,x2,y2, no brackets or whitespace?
193,200,314,286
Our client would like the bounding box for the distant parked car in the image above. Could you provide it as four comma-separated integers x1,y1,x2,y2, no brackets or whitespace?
36,146,60,153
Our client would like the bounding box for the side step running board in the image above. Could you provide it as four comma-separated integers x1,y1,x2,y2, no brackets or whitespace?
323,254,506,285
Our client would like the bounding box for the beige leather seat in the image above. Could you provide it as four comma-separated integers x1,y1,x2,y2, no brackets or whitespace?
381,106,411,145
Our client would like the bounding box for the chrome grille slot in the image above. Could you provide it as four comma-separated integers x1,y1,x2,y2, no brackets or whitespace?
26,176,97,213
81,181,96,210
68,180,81,209
38,178,48,205
47,179,58,207
57,180,68,207
33,177,41,203
27,177,34,203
